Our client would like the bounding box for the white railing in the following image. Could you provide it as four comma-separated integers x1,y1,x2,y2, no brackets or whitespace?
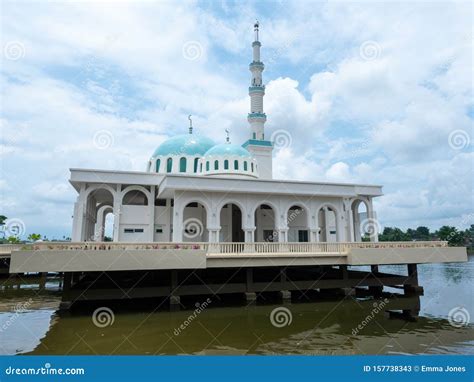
0,240,448,255
207,241,448,254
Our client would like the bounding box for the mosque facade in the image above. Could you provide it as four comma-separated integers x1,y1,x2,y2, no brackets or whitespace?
70,22,382,245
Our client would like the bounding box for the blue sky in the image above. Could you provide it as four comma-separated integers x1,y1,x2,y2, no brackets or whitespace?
1,0,473,239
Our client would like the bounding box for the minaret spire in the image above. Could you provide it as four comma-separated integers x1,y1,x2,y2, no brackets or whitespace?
242,21,273,180
248,20,266,140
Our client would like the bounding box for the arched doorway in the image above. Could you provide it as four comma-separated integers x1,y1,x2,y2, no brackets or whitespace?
318,205,338,242
219,203,244,242
351,199,369,242
254,204,277,242
94,205,113,241
287,205,309,242
85,188,115,241
182,202,208,242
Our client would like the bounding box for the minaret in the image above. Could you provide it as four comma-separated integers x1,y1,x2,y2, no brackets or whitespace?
248,21,266,139
242,21,273,179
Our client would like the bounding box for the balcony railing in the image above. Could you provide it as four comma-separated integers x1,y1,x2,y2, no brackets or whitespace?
1,241,448,255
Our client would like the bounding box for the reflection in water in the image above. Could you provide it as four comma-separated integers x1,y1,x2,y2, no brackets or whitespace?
0,259,472,355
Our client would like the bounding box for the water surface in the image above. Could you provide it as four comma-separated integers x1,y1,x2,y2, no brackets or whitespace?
0,258,472,355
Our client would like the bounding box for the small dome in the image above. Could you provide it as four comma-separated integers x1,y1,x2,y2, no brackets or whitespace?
204,143,251,158
199,142,258,179
152,134,215,157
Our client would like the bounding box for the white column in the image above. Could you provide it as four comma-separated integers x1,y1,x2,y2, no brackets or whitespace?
309,211,318,242
208,229,220,243
354,211,361,242
367,198,379,242
336,210,344,242
322,207,329,242
244,228,255,242
94,205,109,241
71,190,86,242
349,208,355,242
172,198,183,243
148,187,155,242
277,228,288,242
112,185,122,242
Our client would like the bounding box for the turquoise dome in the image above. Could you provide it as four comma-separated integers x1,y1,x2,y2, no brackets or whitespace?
204,143,252,158
152,134,215,157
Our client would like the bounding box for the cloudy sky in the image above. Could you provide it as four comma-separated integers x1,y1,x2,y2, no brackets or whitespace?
1,0,472,239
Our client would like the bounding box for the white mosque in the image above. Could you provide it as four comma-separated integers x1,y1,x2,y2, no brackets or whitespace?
70,22,382,245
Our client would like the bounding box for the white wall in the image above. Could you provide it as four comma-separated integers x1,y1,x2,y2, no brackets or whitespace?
118,205,150,242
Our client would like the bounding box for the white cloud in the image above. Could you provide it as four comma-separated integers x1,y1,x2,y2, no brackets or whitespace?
0,0,472,238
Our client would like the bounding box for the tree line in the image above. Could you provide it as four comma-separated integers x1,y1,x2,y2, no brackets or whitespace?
365,225,474,247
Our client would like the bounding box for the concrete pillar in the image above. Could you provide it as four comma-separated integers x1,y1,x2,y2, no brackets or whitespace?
349,208,355,242
245,268,256,304
322,207,329,242
148,187,155,242
279,290,292,301
279,269,291,301
112,185,122,242
245,292,257,304
208,229,220,243
369,265,383,296
404,264,423,296
112,202,121,242
310,211,319,242
354,210,361,242
71,193,85,242
170,270,181,310
367,199,379,242
277,228,288,242
244,228,255,243
172,199,183,242
336,209,344,242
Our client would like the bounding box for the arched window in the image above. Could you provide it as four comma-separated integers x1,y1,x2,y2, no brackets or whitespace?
194,158,199,173
252,132,256,139
200,163,203,172
206,161,210,171
234,160,239,170
224,160,229,170
244,161,248,171
167,158,173,173
179,157,187,172
214,160,219,170
156,159,161,172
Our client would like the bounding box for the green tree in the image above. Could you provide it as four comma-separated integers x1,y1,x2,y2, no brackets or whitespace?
379,227,410,241
6,236,20,244
415,226,430,240
436,226,464,246
465,225,474,248
27,233,41,241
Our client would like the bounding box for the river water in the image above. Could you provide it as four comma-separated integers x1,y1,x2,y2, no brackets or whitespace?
0,257,472,355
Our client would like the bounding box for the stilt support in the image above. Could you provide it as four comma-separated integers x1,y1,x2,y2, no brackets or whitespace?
279,290,292,302
245,292,257,304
